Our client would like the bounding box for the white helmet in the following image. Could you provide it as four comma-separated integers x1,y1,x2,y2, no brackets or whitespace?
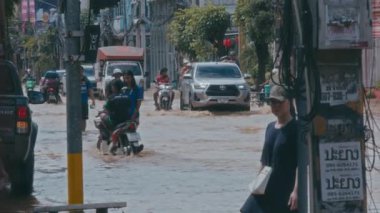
112,68,122,76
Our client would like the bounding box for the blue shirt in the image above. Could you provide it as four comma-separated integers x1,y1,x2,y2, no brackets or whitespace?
81,77,92,104
123,86,143,117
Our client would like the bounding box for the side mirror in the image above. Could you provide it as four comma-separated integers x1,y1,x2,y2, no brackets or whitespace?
144,71,149,77
244,73,252,80
28,91,46,104
183,73,192,80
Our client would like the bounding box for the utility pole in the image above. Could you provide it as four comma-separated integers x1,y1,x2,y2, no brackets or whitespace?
291,0,370,212
64,0,84,205
0,0,6,59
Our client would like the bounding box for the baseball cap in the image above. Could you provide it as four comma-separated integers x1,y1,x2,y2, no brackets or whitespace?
113,68,122,76
269,85,289,101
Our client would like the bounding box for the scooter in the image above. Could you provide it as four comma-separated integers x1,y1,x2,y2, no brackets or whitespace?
25,78,36,98
94,115,143,156
46,87,58,104
158,84,173,111
25,78,36,92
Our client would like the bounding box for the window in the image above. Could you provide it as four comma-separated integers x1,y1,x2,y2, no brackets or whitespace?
107,62,142,76
195,65,242,79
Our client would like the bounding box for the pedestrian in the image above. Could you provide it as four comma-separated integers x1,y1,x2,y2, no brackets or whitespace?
123,70,144,123
240,85,298,213
80,65,96,132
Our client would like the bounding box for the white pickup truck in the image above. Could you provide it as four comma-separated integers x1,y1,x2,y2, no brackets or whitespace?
95,46,147,99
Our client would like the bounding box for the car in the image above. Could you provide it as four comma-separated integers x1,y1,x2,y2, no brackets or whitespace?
179,62,250,111
0,60,45,195
39,70,60,95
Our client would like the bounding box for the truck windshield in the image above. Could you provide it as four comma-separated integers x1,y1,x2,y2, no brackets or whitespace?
195,65,242,79
106,62,142,76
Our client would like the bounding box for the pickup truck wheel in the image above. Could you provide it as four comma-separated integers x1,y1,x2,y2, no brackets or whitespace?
11,153,34,195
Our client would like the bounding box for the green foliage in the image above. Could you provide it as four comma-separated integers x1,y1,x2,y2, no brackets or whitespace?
239,45,258,75
235,0,274,83
23,28,58,78
5,0,19,17
168,5,230,60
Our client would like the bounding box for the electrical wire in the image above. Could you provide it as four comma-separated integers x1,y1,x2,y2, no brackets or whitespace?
272,0,320,122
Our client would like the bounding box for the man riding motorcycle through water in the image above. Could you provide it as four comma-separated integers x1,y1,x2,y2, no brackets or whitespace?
105,68,123,99
97,79,143,154
153,67,174,110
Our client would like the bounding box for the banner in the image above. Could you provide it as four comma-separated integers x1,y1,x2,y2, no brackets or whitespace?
84,25,101,63
373,0,380,38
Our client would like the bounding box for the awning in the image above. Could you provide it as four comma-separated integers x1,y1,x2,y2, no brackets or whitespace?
96,46,144,61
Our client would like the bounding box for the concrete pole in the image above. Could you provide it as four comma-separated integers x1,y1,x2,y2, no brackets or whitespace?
140,0,147,86
64,0,84,204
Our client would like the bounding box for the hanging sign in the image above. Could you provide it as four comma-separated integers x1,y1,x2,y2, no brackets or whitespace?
84,25,101,63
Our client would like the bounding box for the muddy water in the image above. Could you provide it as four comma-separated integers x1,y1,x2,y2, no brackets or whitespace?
1,90,275,212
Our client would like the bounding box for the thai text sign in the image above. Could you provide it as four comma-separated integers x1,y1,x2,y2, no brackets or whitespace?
319,141,364,202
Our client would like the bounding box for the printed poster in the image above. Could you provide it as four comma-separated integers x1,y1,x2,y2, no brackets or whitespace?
319,141,364,202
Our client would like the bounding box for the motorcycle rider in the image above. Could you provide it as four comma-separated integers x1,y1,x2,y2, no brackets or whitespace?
123,70,143,123
154,67,174,110
97,79,143,155
105,68,123,99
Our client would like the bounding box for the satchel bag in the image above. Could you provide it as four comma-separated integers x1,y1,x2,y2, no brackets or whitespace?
248,166,272,195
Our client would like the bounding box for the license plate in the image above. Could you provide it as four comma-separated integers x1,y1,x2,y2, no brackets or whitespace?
217,98,229,103
127,132,141,141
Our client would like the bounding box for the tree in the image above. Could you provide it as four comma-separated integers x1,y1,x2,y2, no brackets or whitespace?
168,5,231,61
5,0,19,18
235,0,274,84
23,28,59,78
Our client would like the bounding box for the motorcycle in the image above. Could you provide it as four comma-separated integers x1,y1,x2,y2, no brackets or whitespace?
250,84,269,107
25,78,36,92
94,115,143,156
158,84,173,111
25,78,36,98
46,87,58,104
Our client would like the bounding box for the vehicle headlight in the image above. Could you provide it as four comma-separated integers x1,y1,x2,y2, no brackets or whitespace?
238,84,248,90
193,83,208,90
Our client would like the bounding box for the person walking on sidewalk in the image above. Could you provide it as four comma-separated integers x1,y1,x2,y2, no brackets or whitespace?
80,66,96,132
241,85,298,213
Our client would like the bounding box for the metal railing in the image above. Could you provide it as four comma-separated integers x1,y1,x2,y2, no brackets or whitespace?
33,202,127,213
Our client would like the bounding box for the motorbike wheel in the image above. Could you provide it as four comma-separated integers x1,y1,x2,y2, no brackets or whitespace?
126,146,132,156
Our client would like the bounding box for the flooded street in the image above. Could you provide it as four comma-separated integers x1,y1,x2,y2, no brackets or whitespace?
0,89,274,212
1,89,380,212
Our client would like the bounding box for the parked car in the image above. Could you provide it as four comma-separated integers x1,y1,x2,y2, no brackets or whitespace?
0,60,45,195
39,70,60,98
179,62,250,111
